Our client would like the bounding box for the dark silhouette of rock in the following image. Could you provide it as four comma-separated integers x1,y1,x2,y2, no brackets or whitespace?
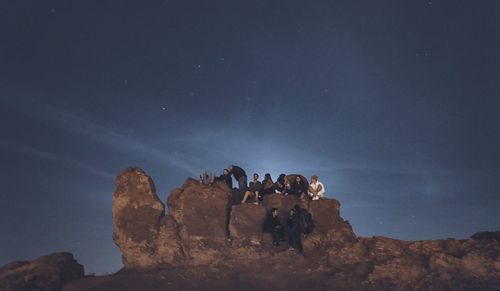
471,230,500,242
72,167,500,290
0,252,83,291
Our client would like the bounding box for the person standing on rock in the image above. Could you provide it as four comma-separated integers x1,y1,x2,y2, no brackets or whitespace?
286,207,303,253
308,175,325,200
228,165,248,200
269,208,284,246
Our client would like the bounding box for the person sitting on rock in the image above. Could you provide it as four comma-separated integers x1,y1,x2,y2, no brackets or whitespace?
275,174,290,195
215,168,233,189
228,165,248,198
260,173,275,201
286,207,303,253
290,176,307,200
269,208,284,246
308,175,325,200
241,173,262,204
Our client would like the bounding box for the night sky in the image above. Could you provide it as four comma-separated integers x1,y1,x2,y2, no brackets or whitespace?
1,0,500,274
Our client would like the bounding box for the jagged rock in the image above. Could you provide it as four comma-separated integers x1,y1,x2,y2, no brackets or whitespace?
112,167,165,266
0,252,83,291
107,167,500,290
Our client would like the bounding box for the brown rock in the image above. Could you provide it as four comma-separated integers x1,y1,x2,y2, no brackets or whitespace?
112,167,170,268
229,204,267,245
0,252,84,291
308,199,356,245
107,167,500,290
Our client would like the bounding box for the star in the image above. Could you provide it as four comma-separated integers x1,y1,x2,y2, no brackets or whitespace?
161,107,167,111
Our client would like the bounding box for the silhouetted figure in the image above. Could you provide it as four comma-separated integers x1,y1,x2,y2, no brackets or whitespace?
286,208,303,253
291,176,307,200
260,173,275,201
263,208,284,246
228,165,248,198
215,169,233,189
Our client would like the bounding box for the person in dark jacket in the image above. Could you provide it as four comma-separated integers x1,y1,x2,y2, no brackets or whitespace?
260,173,275,200
228,165,248,197
215,168,233,189
264,208,284,246
241,173,262,204
290,176,307,200
286,208,303,253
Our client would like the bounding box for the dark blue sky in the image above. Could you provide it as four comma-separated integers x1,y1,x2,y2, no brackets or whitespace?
1,0,500,274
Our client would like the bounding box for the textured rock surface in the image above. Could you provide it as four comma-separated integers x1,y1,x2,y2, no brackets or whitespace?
106,167,500,290
0,252,84,291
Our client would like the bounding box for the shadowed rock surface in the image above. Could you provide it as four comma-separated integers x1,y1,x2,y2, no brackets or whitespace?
0,252,84,291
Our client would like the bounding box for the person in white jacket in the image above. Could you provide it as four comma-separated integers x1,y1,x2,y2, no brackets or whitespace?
308,175,325,200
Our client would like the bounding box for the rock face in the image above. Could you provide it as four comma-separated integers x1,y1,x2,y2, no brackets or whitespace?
0,252,84,291
110,167,500,290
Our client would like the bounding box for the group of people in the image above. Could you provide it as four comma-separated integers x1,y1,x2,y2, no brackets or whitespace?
200,165,323,252
201,165,326,204
263,205,314,253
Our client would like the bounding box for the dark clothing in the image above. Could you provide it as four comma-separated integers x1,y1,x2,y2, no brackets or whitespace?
238,175,248,195
264,213,284,243
230,166,247,181
248,181,262,192
216,174,233,189
260,178,275,196
291,180,307,197
286,212,303,253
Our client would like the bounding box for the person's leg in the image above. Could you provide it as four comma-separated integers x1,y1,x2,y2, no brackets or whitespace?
238,176,247,198
253,191,260,204
241,191,251,203
272,228,278,245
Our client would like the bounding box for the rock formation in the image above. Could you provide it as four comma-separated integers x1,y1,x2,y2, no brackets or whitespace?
107,167,500,290
0,252,84,291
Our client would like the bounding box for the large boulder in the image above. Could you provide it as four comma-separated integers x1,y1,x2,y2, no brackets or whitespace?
112,167,165,267
229,204,267,245
0,252,84,291
112,168,184,268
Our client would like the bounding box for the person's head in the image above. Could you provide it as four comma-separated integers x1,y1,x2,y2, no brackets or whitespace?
228,165,233,171
294,204,301,213
289,208,295,216
223,169,229,175
265,173,272,180
271,208,278,216
295,176,301,183
311,175,318,182
253,173,259,181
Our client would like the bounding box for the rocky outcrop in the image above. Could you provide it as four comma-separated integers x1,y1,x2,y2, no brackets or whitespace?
110,167,500,290
0,252,84,291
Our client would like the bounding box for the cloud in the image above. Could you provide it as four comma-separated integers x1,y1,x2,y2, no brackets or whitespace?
0,140,115,179
0,96,199,175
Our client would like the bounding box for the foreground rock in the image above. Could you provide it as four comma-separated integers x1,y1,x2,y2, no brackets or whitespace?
106,167,500,290
0,252,84,291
